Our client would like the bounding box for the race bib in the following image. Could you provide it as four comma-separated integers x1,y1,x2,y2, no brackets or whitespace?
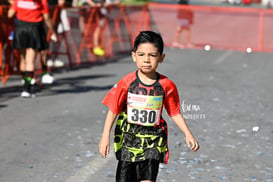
127,92,163,126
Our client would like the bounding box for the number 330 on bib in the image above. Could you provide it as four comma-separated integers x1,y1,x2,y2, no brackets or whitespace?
127,93,163,126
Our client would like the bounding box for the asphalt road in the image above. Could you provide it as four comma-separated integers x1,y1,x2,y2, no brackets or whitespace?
0,47,273,182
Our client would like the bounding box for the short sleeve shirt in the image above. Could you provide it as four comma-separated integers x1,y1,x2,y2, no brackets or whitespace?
11,0,49,22
102,71,181,164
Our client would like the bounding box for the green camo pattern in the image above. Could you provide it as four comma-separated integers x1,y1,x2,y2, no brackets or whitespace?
114,111,168,163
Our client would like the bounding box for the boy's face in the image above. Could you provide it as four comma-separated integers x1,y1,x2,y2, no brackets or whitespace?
131,43,165,74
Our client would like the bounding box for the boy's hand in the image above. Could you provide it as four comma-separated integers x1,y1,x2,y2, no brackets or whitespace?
99,136,110,158
186,136,199,152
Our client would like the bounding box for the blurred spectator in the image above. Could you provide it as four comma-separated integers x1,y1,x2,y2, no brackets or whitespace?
72,0,119,57
72,0,99,35
8,0,57,97
172,0,194,49
46,0,70,70
92,0,120,57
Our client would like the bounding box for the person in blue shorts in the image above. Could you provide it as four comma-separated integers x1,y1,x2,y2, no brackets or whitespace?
99,30,199,182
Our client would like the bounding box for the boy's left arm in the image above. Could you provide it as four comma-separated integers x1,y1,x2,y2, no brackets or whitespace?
171,113,199,151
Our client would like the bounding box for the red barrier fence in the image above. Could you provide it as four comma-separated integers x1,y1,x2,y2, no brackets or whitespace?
1,3,273,85
0,5,19,85
148,2,273,52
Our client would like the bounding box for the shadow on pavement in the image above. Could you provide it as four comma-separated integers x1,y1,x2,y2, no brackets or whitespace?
0,53,130,103
39,74,114,96
0,73,114,103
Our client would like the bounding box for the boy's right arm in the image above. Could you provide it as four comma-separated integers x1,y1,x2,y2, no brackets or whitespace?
99,109,117,158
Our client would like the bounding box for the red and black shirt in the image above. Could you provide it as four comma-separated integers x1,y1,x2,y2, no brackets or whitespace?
102,71,181,164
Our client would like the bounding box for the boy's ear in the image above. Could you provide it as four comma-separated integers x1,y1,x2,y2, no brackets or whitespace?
159,53,165,63
131,51,136,62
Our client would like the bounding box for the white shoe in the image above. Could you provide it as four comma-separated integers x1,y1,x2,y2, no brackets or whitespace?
47,59,64,67
53,59,65,67
46,59,64,68
41,73,55,84
21,91,31,98
21,91,35,98
47,59,54,67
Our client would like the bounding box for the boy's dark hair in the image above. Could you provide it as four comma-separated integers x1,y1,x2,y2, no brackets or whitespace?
133,31,164,55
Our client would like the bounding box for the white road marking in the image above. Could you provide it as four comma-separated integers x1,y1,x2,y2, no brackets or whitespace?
215,50,233,64
65,152,114,182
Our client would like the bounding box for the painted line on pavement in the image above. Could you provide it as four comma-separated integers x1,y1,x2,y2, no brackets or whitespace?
215,50,233,64
65,151,114,182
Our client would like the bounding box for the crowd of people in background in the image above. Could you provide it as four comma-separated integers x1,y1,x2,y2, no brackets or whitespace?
1,0,192,98
1,0,120,98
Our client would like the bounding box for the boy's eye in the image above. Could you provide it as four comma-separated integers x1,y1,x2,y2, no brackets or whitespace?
136,53,158,57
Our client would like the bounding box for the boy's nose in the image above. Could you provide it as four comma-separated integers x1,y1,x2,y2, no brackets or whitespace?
144,56,150,62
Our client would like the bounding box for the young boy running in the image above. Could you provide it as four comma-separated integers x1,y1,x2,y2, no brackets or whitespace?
99,30,199,182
